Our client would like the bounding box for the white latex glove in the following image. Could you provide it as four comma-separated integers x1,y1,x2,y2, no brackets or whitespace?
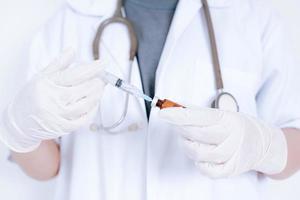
159,107,288,178
0,49,106,153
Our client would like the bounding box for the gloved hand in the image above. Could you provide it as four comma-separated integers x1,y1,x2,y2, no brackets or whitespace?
159,107,288,178
0,49,106,153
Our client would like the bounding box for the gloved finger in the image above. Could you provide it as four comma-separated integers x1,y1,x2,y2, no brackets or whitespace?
36,106,98,134
180,124,229,145
29,111,74,138
42,48,76,75
59,105,99,133
60,94,101,121
195,161,232,179
181,139,229,164
52,60,107,86
58,78,106,106
42,78,103,123
29,115,67,139
159,107,225,127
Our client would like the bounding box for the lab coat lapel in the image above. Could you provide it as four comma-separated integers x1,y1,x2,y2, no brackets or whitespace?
155,0,233,96
148,0,233,198
155,0,202,95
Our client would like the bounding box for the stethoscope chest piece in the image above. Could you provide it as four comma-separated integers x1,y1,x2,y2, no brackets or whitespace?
213,92,239,112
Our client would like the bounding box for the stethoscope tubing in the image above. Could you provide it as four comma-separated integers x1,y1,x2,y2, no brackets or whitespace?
91,0,239,132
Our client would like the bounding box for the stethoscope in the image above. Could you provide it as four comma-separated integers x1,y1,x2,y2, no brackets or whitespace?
91,0,239,133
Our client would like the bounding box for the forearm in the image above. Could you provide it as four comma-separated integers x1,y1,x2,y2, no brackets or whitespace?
11,140,60,181
268,128,300,180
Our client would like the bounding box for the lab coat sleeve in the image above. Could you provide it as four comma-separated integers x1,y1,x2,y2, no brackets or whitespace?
26,7,76,147
256,6,300,129
1,8,67,161
1,29,46,161
27,10,67,81
26,11,67,144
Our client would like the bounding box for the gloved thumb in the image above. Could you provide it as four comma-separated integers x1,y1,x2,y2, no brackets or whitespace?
42,47,76,75
159,107,224,127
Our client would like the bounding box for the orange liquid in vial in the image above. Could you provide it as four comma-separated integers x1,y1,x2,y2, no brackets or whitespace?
154,99,184,109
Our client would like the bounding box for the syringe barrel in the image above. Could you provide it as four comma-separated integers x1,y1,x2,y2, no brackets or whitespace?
101,71,121,87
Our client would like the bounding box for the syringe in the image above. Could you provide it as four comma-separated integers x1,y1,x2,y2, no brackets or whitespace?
101,71,184,109
101,71,153,102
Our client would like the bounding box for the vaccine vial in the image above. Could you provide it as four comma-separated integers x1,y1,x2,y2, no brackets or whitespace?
151,97,184,109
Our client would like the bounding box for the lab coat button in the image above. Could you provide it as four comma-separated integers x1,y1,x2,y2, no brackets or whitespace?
128,123,139,132
89,123,99,132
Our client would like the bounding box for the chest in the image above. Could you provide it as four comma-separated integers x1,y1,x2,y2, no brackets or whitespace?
68,7,264,120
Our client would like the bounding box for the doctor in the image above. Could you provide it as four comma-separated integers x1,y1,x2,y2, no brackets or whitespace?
1,0,300,199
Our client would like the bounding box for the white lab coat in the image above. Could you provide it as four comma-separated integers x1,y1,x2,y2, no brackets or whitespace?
23,0,300,199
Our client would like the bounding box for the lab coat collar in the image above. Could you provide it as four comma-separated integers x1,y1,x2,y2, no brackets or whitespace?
155,0,231,92
67,0,119,17
67,0,232,17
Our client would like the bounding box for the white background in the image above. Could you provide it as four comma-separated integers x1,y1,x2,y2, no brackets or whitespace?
0,0,299,199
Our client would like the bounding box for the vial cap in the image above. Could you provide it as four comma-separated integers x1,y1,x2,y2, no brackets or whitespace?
151,96,159,108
